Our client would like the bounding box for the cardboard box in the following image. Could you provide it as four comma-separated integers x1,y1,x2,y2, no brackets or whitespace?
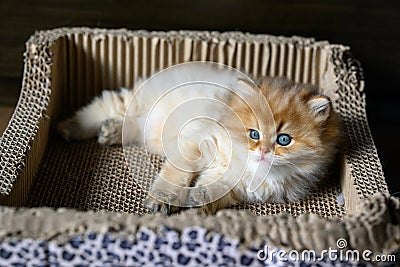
0,28,397,265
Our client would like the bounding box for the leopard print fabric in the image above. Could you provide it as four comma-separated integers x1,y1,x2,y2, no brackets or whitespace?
0,226,385,266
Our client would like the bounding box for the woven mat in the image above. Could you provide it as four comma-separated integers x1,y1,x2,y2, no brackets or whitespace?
26,136,345,218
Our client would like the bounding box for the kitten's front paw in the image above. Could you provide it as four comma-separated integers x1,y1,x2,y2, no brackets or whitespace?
98,118,123,145
144,194,180,215
189,187,211,206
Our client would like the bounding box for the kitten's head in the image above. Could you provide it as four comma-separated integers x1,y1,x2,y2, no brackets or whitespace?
224,77,341,189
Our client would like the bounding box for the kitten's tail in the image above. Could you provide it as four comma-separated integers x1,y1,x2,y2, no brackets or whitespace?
57,88,135,144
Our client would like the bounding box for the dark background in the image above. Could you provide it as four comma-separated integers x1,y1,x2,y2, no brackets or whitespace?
0,0,399,193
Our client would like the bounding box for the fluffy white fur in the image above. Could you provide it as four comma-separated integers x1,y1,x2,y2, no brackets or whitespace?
58,63,341,214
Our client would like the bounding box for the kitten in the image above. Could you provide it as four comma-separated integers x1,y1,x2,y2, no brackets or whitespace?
58,64,341,215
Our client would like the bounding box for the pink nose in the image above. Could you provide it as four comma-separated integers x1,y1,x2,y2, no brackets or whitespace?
261,148,270,156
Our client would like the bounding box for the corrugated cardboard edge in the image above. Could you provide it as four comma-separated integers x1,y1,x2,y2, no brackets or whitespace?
0,41,51,196
329,46,388,204
0,192,398,256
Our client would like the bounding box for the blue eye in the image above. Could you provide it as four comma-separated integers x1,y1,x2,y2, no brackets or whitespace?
249,129,260,140
277,134,292,146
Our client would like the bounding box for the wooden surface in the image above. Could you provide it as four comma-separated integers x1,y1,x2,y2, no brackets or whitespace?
1,1,400,81
0,0,399,193
0,107,14,135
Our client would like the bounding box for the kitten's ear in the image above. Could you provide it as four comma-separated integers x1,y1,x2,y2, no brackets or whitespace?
308,96,331,122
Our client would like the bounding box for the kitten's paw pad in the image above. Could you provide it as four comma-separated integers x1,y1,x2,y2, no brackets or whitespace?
144,195,180,215
98,119,122,145
57,118,78,141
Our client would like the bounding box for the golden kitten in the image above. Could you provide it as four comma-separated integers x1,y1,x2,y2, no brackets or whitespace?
58,63,341,215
